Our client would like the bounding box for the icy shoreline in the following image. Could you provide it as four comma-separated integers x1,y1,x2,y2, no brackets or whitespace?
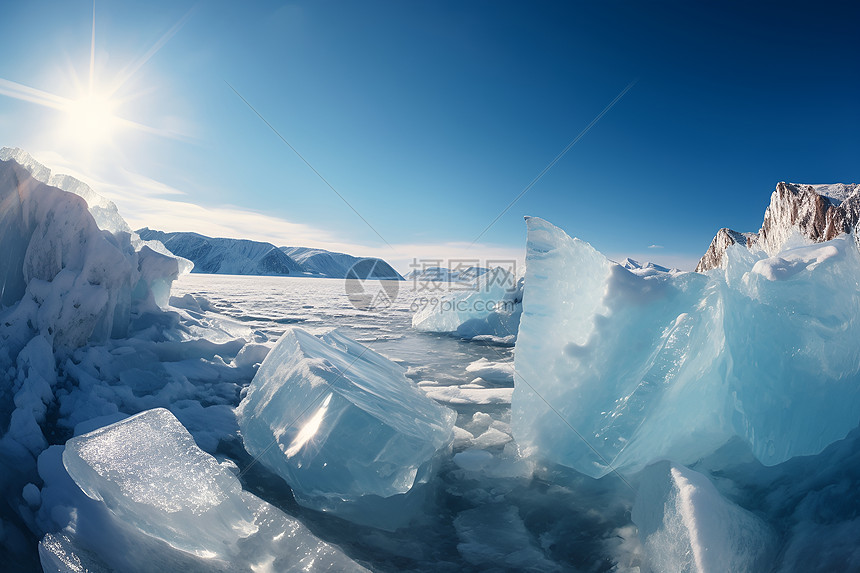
2,155,860,572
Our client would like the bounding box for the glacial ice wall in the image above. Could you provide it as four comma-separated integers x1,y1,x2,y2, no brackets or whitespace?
0,147,192,274
512,217,860,478
237,327,455,529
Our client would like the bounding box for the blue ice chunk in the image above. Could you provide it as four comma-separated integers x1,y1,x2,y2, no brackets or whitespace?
512,217,860,477
237,327,455,529
63,408,258,558
55,409,365,570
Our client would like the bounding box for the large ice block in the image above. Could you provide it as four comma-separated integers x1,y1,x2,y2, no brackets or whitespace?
237,327,455,529
63,408,257,558
53,410,365,571
412,267,523,343
512,217,860,477
632,462,774,573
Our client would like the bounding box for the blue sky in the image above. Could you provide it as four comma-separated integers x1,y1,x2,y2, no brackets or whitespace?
0,1,858,270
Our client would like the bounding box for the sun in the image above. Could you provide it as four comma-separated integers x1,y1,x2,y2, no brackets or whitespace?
62,92,120,148
0,4,192,157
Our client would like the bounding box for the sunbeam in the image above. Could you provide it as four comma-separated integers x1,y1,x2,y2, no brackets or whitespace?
0,3,192,153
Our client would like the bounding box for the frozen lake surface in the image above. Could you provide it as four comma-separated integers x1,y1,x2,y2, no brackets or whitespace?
170,274,636,572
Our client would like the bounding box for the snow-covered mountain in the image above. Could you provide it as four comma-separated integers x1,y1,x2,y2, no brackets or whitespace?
138,229,305,276
280,246,403,279
619,258,668,271
618,257,677,276
138,229,403,279
697,182,860,272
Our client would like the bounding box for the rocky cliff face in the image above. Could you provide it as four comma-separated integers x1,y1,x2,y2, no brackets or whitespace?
696,182,860,272
695,228,758,273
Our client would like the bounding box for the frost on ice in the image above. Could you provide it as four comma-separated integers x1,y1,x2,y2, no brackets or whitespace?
632,461,775,573
237,327,455,529
62,408,256,558
411,267,524,344
41,409,365,571
512,216,860,478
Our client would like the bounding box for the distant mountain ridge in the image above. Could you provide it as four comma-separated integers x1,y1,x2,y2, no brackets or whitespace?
280,246,403,279
618,258,677,276
138,229,303,276
138,229,403,280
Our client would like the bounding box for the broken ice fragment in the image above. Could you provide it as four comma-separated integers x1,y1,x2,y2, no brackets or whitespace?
237,327,455,529
63,408,256,558
51,409,366,571
412,268,523,343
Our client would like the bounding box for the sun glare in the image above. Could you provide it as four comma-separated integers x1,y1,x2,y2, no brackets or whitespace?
62,92,119,147
0,4,192,158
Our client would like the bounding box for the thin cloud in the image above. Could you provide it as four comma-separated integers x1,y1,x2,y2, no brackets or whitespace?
648,244,664,249
45,161,525,274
